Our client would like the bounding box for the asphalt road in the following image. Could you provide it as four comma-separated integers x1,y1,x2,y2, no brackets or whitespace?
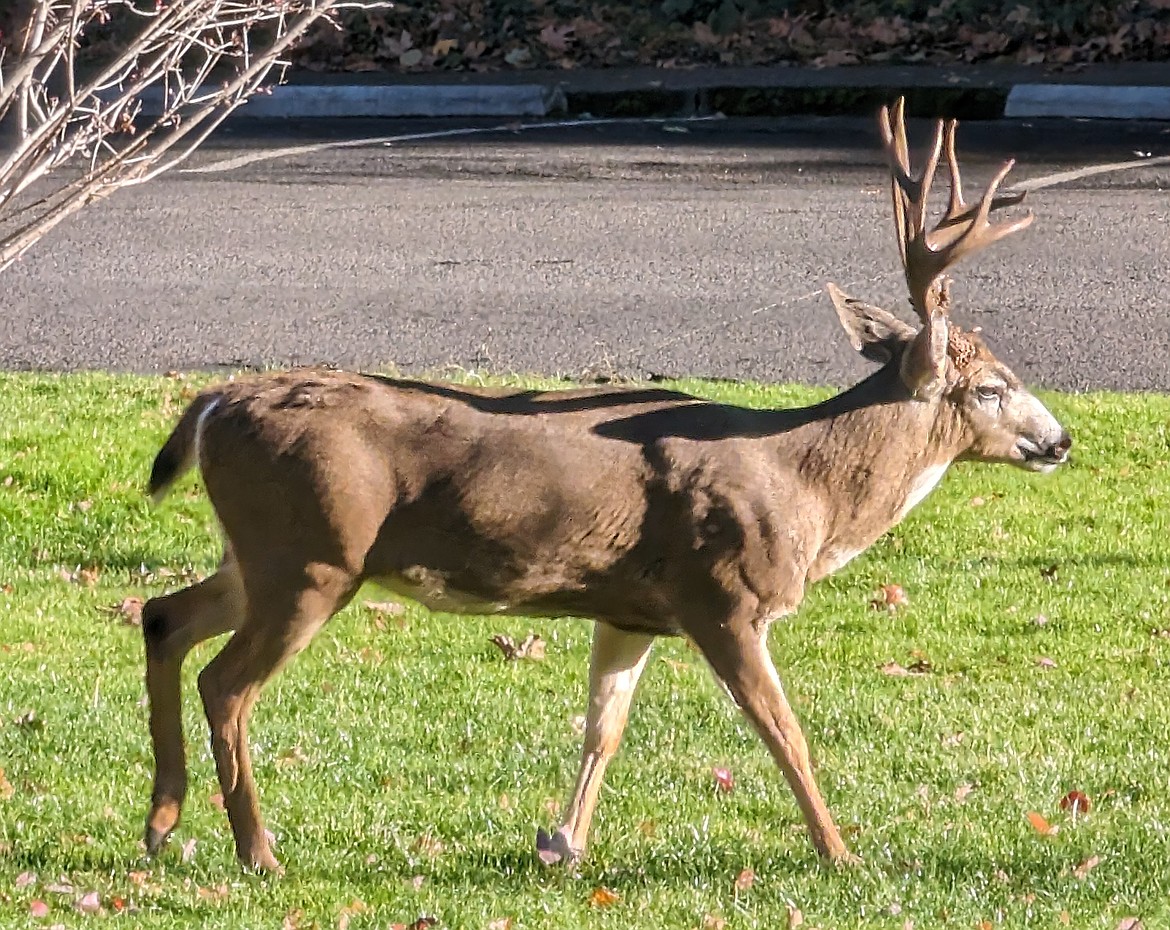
5,116,1170,391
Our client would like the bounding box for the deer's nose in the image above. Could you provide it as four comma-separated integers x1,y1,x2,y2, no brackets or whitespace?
1049,432,1072,460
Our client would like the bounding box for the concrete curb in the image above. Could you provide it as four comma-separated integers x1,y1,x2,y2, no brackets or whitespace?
146,71,1170,121
1004,84,1170,119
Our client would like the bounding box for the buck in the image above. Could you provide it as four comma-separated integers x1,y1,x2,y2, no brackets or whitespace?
141,99,1070,873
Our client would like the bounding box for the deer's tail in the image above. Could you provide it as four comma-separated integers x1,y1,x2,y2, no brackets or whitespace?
148,391,223,505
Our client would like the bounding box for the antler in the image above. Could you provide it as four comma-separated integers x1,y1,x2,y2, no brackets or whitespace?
878,97,1034,321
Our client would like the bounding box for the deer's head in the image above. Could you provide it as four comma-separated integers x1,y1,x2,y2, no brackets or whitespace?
827,99,1071,474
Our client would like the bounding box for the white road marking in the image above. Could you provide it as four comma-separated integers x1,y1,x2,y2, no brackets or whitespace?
1009,153,1170,193
182,115,726,175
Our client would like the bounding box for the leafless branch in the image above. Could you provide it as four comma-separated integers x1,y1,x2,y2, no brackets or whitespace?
0,0,382,272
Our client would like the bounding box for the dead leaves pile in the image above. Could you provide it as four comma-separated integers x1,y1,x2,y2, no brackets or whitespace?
291,2,1170,76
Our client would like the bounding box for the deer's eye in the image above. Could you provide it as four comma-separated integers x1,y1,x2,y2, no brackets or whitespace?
976,385,1001,401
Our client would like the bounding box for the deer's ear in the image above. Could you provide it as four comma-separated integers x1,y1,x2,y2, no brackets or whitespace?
825,283,916,365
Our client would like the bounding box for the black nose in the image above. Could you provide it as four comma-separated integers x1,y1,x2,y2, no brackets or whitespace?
1052,432,1072,457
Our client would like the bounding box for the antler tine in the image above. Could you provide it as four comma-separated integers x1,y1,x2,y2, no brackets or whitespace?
879,100,944,278
879,97,1033,319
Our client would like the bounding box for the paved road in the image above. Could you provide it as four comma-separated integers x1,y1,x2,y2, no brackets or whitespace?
5,116,1170,391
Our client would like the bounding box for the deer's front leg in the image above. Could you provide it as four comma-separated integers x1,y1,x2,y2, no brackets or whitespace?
689,619,855,865
537,622,654,865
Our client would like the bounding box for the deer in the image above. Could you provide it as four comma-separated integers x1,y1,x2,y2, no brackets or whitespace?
140,98,1070,873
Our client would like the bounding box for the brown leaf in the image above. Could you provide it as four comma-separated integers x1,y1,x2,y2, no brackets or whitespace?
0,767,13,799
490,633,545,661
76,891,102,914
871,584,909,611
1117,919,1143,930
29,900,49,918
539,23,574,53
488,919,514,930
16,871,35,889
733,867,755,891
787,906,805,929
412,834,445,859
432,38,458,57
588,887,620,908
209,791,225,811
1059,790,1092,816
1035,656,1058,669
102,597,143,626
692,21,719,45
1059,911,1071,926
1026,810,1056,836
703,916,727,930
180,837,197,863
712,766,735,793
1073,854,1101,880
953,783,975,803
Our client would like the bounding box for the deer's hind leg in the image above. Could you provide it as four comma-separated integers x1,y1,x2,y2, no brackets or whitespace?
143,551,245,855
196,561,357,873
537,622,654,864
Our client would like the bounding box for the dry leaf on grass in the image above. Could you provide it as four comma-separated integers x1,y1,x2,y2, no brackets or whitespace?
1073,854,1101,879
712,766,735,793
29,900,49,918
100,597,143,626
490,632,546,661
733,868,755,891
1026,810,1057,836
1059,789,1092,816
871,583,908,610
588,887,620,907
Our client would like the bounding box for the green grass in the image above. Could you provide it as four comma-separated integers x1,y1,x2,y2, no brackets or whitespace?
1,371,1169,930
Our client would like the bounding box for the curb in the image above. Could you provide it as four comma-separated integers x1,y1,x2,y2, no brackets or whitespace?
1004,84,1170,119
166,75,1170,121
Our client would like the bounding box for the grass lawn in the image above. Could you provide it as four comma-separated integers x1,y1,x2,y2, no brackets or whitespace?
1,371,1169,930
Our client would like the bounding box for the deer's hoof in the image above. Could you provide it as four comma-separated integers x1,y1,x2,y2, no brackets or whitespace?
144,824,171,857
535,827,581,867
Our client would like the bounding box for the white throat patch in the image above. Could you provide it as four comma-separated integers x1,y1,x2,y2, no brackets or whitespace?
896,462,949,523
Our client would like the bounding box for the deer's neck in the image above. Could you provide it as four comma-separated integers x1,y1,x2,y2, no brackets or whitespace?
782,368,968,580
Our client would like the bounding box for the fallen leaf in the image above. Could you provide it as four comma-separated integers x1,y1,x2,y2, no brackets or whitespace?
1026,810,1056,836
210,792,225,811
16,871,36,888
76,891,102,914
539,23,574,53
1035,656,1058,669
111,897,126,913
102,597,144,626
399,48,424,67
432,38,458,57
504,46,533,67
365,599,405,616
872,583,909,611
29,900,49,918
411,834,445,859
1073,854,1101,879
490,633,545,661
1117,919,1143,930
588,887,620,907
181,837,197,863
1059,911,1071,926
954,783,975,803
408,875,425,891
338,899,370,930
488,919,514,930
0,768,13,799
638,819,656,837
703,916,727,930
1059,790,1092,816
734,868,755,891
712,766,735,793
787,905,804,928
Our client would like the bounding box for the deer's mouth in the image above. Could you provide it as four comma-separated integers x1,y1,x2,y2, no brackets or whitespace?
1016,437,1071,472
